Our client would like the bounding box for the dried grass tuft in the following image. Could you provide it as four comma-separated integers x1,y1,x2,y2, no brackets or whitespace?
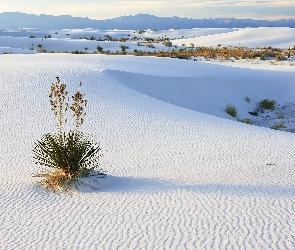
34,169,73,192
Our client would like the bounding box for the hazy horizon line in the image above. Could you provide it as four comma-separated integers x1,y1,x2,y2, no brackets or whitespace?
1,11,295,22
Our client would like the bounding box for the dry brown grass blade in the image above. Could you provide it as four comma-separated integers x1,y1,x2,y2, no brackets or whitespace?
34,169,73,192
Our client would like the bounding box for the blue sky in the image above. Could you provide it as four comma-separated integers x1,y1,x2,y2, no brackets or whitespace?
1,0,294,20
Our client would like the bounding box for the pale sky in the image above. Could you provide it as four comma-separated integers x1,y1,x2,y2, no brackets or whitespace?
1,0,294,20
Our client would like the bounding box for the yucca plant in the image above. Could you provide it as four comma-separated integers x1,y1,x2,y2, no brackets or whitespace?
33,77,103,192
34,132,101,176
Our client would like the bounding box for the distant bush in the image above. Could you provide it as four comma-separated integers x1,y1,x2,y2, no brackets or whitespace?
259,99,276,110
104,35,112,41
270,122,284,130
277,112,284,119
146,44,155,48
97,45,103,53
241,118,253,125
162,40,172,47
226,104,238,117
38,48,47,53
244,96,251,103
120,45,129,53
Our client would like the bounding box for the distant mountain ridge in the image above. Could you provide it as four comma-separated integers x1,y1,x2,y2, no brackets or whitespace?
0,12,295,29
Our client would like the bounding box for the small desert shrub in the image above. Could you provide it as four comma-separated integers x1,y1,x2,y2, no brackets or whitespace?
244,96,251,103
120,45,129,52
226,104,238,117
277,112,284,119
241,118,253,125
162,40,172,47
146,43,155,48
97,45,103,53
259,99,276,110
33,77,103,192
38,48,47,53
270,122,284,130
71,50,91,54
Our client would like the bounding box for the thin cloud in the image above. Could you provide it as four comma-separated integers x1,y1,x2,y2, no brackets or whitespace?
0,0,294,20
36,1,172,19
182,0,295,7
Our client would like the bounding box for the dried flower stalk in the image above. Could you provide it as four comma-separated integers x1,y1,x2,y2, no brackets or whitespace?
49,76,68,140
70,81,87,131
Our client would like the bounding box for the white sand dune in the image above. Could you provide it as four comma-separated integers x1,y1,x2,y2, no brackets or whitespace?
175,27,295,48
0,53,294,249
1,27,295,55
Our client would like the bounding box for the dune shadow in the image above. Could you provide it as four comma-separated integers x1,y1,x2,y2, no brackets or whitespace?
76,173,295,197
76,174,171,193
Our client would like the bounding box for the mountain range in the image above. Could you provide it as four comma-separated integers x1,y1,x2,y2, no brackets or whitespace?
0,12,295,29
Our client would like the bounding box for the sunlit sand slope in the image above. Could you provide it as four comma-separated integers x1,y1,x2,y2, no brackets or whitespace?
0,54,294,249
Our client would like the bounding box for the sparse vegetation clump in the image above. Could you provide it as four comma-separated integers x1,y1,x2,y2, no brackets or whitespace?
33,77,103,192
162,40,172,47
244,96,251,103
120,45,129,53
241,118,253,125
226,104,238,117
277,112,284,119
146,43,155,48
259,99,276,110
71,50,89,54
97,45,103,53
270,122,284,130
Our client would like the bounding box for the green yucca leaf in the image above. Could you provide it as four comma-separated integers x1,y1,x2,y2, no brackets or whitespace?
33,131,102,177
